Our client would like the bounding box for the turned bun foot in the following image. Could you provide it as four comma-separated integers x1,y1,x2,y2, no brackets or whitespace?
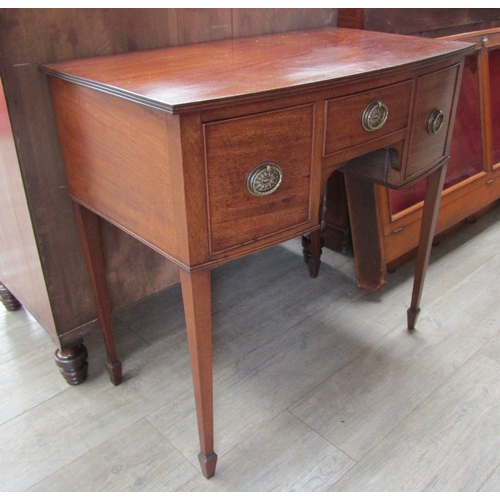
0,282,22,311
54,344,89,385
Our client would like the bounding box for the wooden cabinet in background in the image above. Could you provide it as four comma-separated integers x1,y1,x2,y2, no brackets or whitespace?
0,8,338,383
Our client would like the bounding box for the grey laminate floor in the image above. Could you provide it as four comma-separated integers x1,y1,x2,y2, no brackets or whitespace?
3,205,500,491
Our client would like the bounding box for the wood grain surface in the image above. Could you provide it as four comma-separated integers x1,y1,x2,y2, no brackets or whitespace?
40,28,472,113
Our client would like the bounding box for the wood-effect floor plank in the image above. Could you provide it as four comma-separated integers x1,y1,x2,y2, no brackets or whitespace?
178,411,354,491
480,464,500,491
290,246,500,462
44,329,194,451
328,352,500,492
0,340,70,426
0,404,90,491
0,306,48,364
28,419,198,491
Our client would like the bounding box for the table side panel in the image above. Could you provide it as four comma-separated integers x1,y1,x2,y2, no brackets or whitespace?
48,78,180,260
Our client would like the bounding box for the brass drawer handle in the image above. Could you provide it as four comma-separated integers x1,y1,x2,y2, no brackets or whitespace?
362,100,389,131
428,108,445,135
247,162,283,196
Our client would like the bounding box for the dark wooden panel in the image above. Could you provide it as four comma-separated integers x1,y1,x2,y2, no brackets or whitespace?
1,61,97,334
323,171,352,255
0,8,342,343
99,219,180,311
177,8,232,44
0,9,183,336
337,8,364,30
232,8,337,37
103,8,180,51
0,78,56,336
364,8,500,37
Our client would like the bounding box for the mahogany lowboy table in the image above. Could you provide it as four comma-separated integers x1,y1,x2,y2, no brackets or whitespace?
41,28,473,478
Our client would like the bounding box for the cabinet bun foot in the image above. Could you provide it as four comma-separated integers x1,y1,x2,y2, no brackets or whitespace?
54,344,88,385
0,282,22,311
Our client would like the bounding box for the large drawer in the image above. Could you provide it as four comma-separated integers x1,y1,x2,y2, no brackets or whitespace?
204,105,316,254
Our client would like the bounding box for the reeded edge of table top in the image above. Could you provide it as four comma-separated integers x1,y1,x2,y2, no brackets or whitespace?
39,27,475,114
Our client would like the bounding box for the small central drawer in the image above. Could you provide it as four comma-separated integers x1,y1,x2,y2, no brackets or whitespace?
204,105,315,254
324,80,413,156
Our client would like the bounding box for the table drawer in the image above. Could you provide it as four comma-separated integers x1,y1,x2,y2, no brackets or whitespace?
324,80,413,156
204,105,315,254
405,64,460,179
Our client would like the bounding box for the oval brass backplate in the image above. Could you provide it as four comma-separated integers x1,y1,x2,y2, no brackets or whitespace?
247,162,283,197
427,108,445,135
362,100,389,131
